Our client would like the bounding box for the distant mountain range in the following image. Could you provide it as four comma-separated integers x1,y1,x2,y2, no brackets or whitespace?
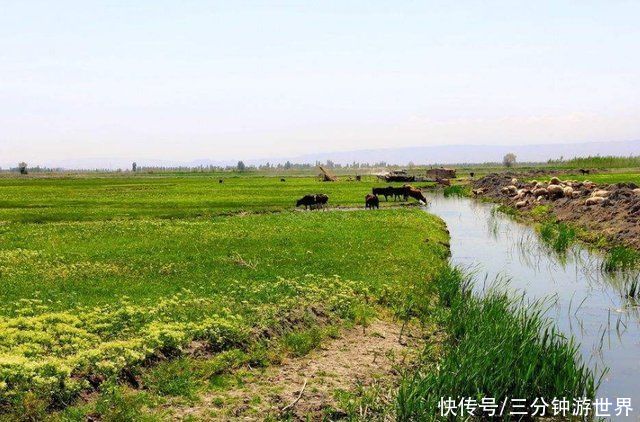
11,140,640,170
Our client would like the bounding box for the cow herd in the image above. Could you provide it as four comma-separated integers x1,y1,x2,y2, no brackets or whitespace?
295,193,329,210
295,184,427,211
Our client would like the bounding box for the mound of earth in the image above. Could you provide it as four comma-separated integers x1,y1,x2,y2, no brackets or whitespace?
473,173,640,249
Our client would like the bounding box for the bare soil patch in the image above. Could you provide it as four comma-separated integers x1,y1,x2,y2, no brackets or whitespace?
173,319,421,421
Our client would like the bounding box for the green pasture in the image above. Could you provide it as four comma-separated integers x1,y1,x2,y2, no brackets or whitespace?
0,206,449,414
565,172,640,185
0,174,425,223
0,171,600,418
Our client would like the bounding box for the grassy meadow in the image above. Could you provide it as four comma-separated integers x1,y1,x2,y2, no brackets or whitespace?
0,172,598,419
0,173,424,223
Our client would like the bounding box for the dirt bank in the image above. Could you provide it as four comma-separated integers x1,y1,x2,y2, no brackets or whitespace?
173,319,423,420
473,173,640,249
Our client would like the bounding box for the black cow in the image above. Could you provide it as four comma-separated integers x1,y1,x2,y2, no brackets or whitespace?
365,194,379,209
372,186,394,201
296,194,329,210
314,193,329,210
390,186,408,201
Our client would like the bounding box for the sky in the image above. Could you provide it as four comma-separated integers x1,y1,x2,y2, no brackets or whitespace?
1,1,639,167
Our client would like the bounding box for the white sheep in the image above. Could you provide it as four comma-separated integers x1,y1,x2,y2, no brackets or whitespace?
533,187,548,198
633,188,640,196
549,176,561,185
515,200,527,208
585,197,605,206
501,185,517,195
547,185,564,198
563,186,574,197
591,190,609,198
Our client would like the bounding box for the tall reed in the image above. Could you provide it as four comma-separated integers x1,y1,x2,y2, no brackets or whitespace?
396,268,599,420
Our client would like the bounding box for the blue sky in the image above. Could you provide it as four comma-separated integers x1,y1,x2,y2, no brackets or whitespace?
1,1,639,166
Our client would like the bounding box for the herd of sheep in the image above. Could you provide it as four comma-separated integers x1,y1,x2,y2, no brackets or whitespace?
474,176,640,209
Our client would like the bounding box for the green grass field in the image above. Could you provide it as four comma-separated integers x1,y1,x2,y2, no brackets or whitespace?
0,174,450,418
565,172,640,185
0,173,422,223
0,173,598,419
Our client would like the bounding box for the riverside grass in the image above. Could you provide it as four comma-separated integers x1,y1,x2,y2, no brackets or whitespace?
0,173,597,419
396,268,598,421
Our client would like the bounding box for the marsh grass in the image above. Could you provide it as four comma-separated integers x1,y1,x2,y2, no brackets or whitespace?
442,185,469,198
538,221,576,253
624,279,640,300
602,246,640,273
494,204,517,218
396,268,598,420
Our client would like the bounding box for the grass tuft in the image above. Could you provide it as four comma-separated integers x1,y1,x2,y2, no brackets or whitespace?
396,268,598,420
442,185,469,198
602,246,640,273
538,221,576,253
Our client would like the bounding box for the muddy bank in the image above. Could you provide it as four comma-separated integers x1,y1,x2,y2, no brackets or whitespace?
473,172,640,249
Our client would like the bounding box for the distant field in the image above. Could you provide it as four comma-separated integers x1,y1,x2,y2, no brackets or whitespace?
0,174,426,223
566,172,640,185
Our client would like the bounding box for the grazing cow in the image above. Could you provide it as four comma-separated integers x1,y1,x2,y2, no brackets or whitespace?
315,193,329,210
280,178,286,182
372,187,394,201
355,175,361,181
365,194,379,209
390,186,408,201
469,172,475,178
296,194,329,210
219,179,224,184
296,194,317,210
579,169,590,175
406,187,427,203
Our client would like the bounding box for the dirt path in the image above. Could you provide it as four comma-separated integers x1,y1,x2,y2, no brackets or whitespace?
173,319,421,421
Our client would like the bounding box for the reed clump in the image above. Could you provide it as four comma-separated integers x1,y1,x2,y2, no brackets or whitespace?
396,268,598,420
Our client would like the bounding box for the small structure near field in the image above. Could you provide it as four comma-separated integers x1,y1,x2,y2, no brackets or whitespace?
318,166,338,182
427,167,456,180
384,169,415,182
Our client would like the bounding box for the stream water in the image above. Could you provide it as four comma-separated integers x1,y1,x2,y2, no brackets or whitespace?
424,193,640,415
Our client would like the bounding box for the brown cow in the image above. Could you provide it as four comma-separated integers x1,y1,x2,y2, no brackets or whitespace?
406,187,427,203
365,194,379,209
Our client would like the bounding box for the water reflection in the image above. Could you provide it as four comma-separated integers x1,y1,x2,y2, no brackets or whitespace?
424,193,640,407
